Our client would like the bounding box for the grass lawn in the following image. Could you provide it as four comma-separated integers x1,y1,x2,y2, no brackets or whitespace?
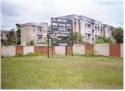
1,55,123,89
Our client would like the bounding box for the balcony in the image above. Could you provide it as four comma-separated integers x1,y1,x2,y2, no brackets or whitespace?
37,32,44,35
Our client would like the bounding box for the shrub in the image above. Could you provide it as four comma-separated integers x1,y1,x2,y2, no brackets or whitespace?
15,52,42,57
73,32,84,42
15,53,23,57
26,40,34,45
24,52,42,56
96,36,112,43
85,50,95,56
39,41,47,44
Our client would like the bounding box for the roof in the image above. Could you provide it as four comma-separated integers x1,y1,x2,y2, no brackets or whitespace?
57,14,102,24
20,22,48,27
1,30,10,33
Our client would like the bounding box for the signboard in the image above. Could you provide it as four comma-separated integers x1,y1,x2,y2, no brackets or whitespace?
51,18,73,46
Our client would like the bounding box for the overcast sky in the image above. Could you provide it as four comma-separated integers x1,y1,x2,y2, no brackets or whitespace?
1,0,124,30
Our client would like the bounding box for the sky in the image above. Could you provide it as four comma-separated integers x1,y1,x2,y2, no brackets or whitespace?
1,0,124,30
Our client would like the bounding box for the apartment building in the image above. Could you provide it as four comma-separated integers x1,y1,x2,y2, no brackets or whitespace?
1,30,10,40
20,22,48,45
57,14,113,44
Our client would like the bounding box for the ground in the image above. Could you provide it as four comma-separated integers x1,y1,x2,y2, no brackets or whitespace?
1,55,123,89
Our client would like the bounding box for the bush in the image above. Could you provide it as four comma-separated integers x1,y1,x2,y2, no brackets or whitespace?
15,52,42,57
24,52,42,56
96,36,112,43
73,32,84,42
85,50,95,56
38,41,47,44
27,40,34,45
1,39,8,45
15,53,23,57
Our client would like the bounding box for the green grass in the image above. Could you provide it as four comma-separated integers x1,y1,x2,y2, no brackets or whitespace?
1,55,123,89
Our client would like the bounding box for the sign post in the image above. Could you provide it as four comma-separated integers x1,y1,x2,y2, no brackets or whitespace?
48,18,73,57
47,34,50,58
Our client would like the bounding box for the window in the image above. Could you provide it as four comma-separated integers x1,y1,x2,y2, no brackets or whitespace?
74,22,76,26
95,35,98,39
39,37,42,39
88,34,91,39
98,27,99,31
6,35,8,37
85,33,88,38
1,34,3,37
85,23,91,28
88,24,91,28
95,26,97,30
40,29,42,32
38,35,43,41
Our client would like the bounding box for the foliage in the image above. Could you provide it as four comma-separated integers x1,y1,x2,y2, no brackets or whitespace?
6,29,16,45
1,39,8,45
26,40,34,45
96,36,112,43
15,52,42,57
24,52,42,56
85,50,95,56
112,27,123,44
73,32,83,42
16,23,21,45
15,53,23,57
38,41,48,44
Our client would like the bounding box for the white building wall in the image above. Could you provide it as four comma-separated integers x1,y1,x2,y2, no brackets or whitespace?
80,20,84,35
23,46,34,55
1,46,16,57
1,32,8,40
73,44,85,55
55,46,65,55
94,43,109,56
32,27,38,45
21,26,33,46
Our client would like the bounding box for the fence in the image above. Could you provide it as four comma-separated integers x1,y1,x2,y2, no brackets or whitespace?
1,43,123,57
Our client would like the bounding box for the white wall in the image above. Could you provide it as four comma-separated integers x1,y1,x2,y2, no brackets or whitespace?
1,46,16,57
94,43,109,56
23,46,34,55
55,46,65,55
120,43,123,57
73,44,85,55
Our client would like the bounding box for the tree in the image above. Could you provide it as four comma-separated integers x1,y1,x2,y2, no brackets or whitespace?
73,32,83,42
16,23,21,45
1,39,8,45
96,36,112,43
7,29,16,45
112,27,123,44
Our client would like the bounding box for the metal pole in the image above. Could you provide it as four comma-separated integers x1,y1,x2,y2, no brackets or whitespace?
52,46,53,58
72,46,73,57
66,46,67,56
47,37,49,58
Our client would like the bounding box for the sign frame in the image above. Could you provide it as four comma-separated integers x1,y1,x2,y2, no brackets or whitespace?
47,18,74,58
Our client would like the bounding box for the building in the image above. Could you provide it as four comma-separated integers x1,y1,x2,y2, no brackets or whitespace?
1,30,10,40
20,22,48,45
57,14,113,44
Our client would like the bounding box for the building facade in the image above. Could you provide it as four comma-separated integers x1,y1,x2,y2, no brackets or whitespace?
20,22,48,45
1,30,10,40
57,14,113,44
